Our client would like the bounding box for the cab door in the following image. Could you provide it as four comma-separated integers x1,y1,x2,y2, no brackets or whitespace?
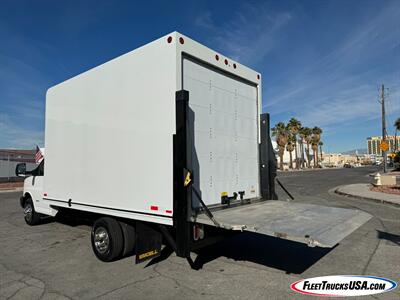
24,161,47,214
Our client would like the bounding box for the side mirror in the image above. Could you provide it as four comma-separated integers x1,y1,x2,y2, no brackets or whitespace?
15,163,27,177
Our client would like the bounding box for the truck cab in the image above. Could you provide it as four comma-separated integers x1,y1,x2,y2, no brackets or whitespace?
16,160,57,225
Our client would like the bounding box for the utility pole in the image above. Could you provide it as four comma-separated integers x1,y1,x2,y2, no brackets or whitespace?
381,84,387,173
7,154,10,182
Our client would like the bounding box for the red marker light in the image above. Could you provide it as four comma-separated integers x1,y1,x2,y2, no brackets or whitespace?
150,206,158,211
179,37,184,44
215,54,219,61
257,74,260,80
43,193,48,197
165,210,172,214
224,59,228,65
233,63,237,69
167,36,172,43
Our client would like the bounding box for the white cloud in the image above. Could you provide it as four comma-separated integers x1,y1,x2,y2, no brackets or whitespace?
0,114,43,148
195,11,214,30
195,1,399,152
265,1,400,130
0,44,48,149
300,84,400,128
195,5,292,65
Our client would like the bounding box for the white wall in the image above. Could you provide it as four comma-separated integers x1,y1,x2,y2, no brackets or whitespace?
271,140,314,167
0,160,37,179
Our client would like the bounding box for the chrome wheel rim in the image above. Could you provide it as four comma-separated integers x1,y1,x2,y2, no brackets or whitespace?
94,227,110,254
24,204,32,222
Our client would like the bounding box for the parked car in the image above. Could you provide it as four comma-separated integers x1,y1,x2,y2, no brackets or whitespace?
394,152,400,170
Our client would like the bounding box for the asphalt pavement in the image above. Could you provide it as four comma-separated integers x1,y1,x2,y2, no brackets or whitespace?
1,166,399,299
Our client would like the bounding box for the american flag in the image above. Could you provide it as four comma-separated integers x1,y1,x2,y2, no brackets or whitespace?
35,146,43,164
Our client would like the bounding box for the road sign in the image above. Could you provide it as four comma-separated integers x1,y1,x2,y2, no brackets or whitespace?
379,141,389,152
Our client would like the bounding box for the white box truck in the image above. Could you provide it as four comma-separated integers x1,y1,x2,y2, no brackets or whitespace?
16,32,371,265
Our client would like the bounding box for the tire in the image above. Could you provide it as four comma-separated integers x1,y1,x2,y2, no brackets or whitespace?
24,197,41,226
91,217,123,262
119,221,136,257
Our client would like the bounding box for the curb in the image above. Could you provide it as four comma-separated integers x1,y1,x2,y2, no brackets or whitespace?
334,185,400,208
277,166,374,173
277,167,343,173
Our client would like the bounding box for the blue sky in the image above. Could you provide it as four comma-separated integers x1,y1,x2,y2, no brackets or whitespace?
0,0,399,152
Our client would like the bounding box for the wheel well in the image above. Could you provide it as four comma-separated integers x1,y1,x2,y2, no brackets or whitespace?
20,192,32,208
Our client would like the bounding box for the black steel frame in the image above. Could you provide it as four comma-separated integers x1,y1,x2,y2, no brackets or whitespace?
172,91,277,260
259,113,277,200
173,90,192,258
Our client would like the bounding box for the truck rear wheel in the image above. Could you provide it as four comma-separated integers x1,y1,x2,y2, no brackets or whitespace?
24,198,41,226
119,221,136,257
91,217,123,262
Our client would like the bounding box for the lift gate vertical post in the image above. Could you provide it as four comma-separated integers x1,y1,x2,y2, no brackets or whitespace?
173,90,191,258
259,113,277,200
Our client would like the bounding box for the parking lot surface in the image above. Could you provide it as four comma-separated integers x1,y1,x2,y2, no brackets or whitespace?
1,167,399,299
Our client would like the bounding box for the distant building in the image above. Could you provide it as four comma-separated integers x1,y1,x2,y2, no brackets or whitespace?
0,149,36,163
271,140,310,169
367,136,400,155
321,153,372,166
0,149,37,180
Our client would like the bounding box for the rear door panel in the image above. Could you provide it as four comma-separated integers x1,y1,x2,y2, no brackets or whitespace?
183,57,260,207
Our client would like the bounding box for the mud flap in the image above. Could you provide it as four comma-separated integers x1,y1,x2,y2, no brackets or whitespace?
135,222,162,264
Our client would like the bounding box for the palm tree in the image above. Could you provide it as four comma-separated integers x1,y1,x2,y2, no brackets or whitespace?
298,128,306,168
312,126,323,166
319,141,324,164
300,127,312,168
395,118,400,151
287,118,302,169
311,136,319,168
286,134,296,169
271,122,289,170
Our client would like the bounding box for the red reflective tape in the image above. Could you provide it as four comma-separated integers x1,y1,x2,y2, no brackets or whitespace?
165,210,172,214
150,206,158,211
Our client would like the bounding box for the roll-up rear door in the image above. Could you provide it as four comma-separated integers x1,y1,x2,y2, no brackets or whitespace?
183,57,260,207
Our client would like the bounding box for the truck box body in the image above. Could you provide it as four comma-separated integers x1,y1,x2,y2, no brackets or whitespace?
44,32,261,225
41,32,371,253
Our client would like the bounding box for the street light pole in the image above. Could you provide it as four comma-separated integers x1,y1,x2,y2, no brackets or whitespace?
381,84,387,173
7,154,10,182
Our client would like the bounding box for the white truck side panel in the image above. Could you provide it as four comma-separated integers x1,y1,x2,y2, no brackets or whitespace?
45,35,177,224
44,32,261,224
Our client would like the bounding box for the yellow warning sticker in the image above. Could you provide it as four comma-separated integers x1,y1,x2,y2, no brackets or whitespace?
138,250,159,260
184,171,191,187
221,192,228,197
